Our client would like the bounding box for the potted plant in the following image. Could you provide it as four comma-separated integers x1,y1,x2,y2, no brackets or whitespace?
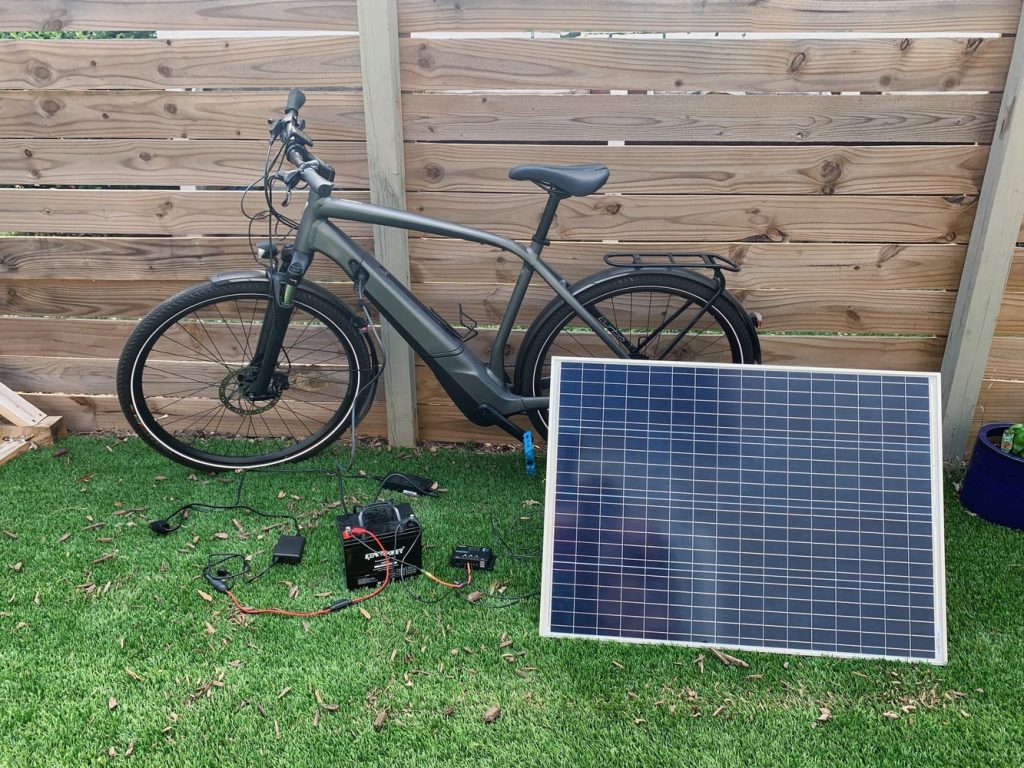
959,423,1024,530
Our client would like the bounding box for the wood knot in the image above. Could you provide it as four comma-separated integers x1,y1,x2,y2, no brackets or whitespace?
417,54,434,70
30,169,41,179
788,51,806,74
877,244,903,265
820,184,835,195
878,74,893,88
157,63,173,78
845,308,861,323
423,163,443,181
23,149,33,158
674,78,684,87
942,75,960,90
41,17,64,31
138,151,153,162
605,202,622,215
900,38,911,52
31,64,51,83
40,98,61,116
163,102,178,115
964,38,984,56
819,158,842,181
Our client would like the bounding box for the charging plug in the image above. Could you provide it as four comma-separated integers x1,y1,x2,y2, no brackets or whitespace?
272,534,306,565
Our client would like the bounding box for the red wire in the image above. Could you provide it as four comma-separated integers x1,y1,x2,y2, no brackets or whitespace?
224,526,391,618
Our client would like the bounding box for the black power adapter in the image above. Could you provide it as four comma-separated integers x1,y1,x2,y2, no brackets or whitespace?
273,535,306,565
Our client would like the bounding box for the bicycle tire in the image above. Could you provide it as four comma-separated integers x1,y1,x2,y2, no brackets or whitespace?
116,278,374,471
514,270,758,437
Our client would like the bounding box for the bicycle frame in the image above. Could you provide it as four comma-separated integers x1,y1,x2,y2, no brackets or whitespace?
259,185,631,437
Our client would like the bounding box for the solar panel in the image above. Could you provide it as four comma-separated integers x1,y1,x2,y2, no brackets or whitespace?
541,358,946,664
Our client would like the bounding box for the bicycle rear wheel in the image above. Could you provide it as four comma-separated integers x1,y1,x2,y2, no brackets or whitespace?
514,270,758,437
116,278,374,471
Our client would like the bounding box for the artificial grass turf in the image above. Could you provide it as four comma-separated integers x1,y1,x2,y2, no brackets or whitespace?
0,437,1022,768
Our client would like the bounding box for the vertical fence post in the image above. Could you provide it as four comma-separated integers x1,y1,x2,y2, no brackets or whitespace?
356,0,418,446
941,7,1024,461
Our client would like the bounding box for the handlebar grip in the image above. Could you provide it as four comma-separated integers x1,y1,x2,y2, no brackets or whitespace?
285,88,306,114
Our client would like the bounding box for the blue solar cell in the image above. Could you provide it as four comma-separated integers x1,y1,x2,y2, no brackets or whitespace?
541,359,946,664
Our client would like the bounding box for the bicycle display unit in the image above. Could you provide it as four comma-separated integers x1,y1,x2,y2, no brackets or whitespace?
116,89,762,472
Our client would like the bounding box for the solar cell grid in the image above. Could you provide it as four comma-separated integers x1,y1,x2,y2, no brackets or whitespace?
541,358,946,664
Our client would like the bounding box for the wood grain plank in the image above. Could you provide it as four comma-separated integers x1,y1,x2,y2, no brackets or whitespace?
985,337,1024,380
0,236,370,282
0,37,362,90
971,378,1024,425
397,0,1023,34
1,237,967,290
0,317,945,373
406,240,968,291
0,189,370,235
406,193,976,243
20,393,387,437
0,139,369,187
0,1,358,31
0,277,957,334
995,293,1024,334
401,37,1013,93
406,144,988,195
0,190,974,242
403,93,1000,144
0,90,365,139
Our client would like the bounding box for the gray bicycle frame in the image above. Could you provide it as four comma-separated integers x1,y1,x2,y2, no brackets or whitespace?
288,186,629,431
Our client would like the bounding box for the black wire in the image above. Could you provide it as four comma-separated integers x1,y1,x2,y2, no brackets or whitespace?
489,506,541,561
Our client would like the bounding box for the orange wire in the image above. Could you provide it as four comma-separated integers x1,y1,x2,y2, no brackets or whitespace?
225,525,392,617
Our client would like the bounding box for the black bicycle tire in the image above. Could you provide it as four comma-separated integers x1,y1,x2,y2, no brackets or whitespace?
116,279,373,472
514,270,758,437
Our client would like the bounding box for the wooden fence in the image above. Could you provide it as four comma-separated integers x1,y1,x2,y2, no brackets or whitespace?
2,0,1024,457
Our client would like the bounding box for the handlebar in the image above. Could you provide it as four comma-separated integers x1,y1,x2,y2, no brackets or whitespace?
275,88,334,196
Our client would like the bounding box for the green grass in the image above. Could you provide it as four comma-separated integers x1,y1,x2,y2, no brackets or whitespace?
1,437,1022,767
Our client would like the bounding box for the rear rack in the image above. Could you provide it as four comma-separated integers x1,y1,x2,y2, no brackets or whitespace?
603,251,740,272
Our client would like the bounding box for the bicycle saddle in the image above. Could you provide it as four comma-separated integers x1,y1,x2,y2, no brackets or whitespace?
508,163,610,197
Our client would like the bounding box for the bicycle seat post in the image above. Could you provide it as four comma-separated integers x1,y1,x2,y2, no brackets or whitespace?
530,187,569,256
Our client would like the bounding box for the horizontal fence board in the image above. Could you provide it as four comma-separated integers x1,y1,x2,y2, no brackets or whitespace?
0,91,366,139
972,379,1024,425
405,193,976,243
996,294,1024,334
0,189,370,235
0,139,370,187
1005,247,1024,289
401,37,1013,93
18,393,387,437
397,0,1023,34
0,1,358,31
0,139,988,193
0,317,945,374
0,37,362,90
986,337,1024,380
0,278,956,333
406,144,988,195
403,93,1001,144
0,236,370,282
0,190,976,242
407,240,968,290
0,237,967,290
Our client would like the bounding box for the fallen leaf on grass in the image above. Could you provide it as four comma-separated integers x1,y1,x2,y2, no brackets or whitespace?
883,711,900,720
314,689,339,712
52,448,68,458
92,551,118,565
274,719,281,740
815,707,832,725
483,705,502,724
125,667,142,682
466,591,483,603
125,740,135,757
108,697,118,711
277,490,287,499
3,531,15,540
57,532,71,544
373,709,388,731
278,687,291,699
212,532,230,541
197,590,214,603
499,632,513,648
203,622,216,635
358,606,372,620
441,706,455,717
695,654,705,673
9,562,22,573
154,475,168,482
611,660,624,669
108,747,117,758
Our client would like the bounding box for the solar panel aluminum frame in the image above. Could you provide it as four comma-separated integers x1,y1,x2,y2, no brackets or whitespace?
540,357,947,665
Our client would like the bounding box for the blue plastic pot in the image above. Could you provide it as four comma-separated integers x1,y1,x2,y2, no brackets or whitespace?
960,422,1024,530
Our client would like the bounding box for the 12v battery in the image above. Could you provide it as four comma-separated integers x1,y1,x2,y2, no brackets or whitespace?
336,502,422,590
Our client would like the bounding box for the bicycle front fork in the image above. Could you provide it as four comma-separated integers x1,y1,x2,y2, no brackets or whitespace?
243,249,314,401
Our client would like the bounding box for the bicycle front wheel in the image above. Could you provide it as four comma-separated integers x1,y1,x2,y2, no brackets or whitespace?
514,270,758,437
116,279,373,471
